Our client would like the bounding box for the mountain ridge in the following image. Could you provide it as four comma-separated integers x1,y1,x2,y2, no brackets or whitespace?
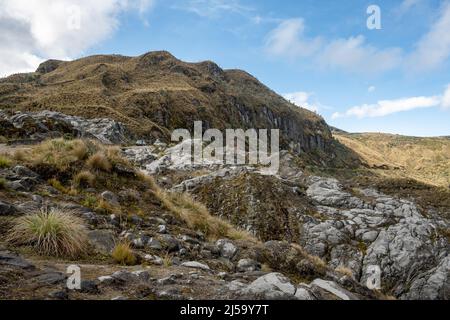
0,51,348,166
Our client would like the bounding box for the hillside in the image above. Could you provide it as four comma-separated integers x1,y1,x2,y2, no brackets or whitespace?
0,52,448,301
0,51,342,164
334,132,450,188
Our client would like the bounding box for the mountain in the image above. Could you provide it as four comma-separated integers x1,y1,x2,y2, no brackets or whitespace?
0,51,344,164
0,52,448,301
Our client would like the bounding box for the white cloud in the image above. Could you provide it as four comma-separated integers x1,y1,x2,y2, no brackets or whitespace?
368,86,376,93
266,3,450,74
176,0,251,18
332,95,442,119
283,91,319,112
318,36,402,74
406,2,450,72
0,0,155,77
442,84,450,109
265,18,322,58
265,19,401,73
395,0,422,16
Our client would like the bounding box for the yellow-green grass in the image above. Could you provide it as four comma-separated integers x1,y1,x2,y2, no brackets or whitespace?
7,207,89,258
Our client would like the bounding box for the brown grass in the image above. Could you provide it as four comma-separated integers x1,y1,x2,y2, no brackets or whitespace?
139,173,255,242
73,170,96,188
48,178,77,196
30,138,88,171
86,152,112,172
112,242,137,265
291,243,327,271
335,266,355,278
7,207,88,258
335,133,450,187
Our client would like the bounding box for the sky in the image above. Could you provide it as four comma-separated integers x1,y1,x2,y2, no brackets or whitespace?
0,0,449,136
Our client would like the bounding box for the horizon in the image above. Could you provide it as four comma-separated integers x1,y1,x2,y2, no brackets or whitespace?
0,0,449,136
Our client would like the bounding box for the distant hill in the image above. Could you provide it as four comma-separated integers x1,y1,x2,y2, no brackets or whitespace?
334,132,450,187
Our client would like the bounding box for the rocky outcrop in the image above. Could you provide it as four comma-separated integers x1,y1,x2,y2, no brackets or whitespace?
0,110,130,144
304,177,449,300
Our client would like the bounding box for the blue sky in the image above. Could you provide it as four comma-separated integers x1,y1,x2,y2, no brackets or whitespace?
1,0,450,136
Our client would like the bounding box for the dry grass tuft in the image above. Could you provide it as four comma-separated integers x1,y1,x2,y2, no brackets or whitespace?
0,155,12,168
30,138,88,171
86,152,112,172
162,191,252,241
112,242,137,265
0,177,7,190
48,178,77,196
140,173,254,242
73,170,96,188
7,207,88,258
291,243,327,271
335,266,355,278
12,149,27,162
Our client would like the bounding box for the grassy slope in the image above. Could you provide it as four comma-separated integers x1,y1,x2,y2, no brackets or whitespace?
334,133,450,188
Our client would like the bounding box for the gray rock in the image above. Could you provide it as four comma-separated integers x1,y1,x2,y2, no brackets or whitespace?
35,272,66,285
144,254,163,265
403,256,450,300
80,280,99,294
216,239,238,259
242,273,296,299
7,110,130,144
181,235,201,245
88,230,116,254
181,261,211,271
147,237,162,250
0,250,34,269
237,259,261,273
294,285,315,300
101,191,119,206
0,201,17,216
7,178,37,191
304,176,450,299
158,224,167,234
160,234,180,252
157,275,177,285
111,270,150,283
49,290,69,300
13,166,39,178
310,279,359,300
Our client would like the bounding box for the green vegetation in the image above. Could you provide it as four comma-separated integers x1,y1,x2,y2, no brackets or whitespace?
0,155,12,168
7,208,88,258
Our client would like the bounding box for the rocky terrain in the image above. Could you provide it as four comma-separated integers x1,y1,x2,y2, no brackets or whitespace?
0,52,448,300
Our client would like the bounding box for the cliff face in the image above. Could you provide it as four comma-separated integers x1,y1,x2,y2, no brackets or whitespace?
0,51,335,159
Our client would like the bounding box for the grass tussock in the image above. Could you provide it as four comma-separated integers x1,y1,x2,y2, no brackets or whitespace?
86,152,112,172
48,178,77,196
0,155,12,168
112,242,137,265
139,173,254,242
73,170,96,188
7,207,88,258
0,177,7,190
12,149,27,162
30,138,88,171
